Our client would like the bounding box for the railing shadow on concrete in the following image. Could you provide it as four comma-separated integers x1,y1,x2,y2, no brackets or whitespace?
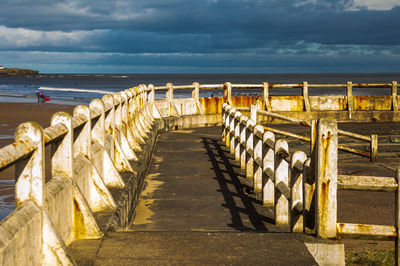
222,102,400,264
201,137,274,231
0,81,399,264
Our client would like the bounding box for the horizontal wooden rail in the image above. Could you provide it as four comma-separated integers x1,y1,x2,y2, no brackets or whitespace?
258,110,311,127
337,129,371,142
263,126,310,142
258,109,370,142
337,144,371,157
338,175,397,192
153,82,396,91
337,223,396,240
261,125,370,157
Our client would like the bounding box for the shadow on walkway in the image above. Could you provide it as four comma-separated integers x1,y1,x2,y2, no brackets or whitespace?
202,137,275,232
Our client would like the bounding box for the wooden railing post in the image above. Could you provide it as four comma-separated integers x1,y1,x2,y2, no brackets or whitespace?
224,82,232,105
263,131,275,206
303,158,315,233
90,99,105,147
254,125,264,193
102,95,115,159
275,139,290,226
229,108,236,154
192,82,200,99
166,83,174,102
290,151,307,233
250,104,257,122
51,112,73,178
303,81,311,112
239,115,248,166
347,81,353,120
222,103,227,142
148,84,155,103
73,105,91,159
263,82,272,111
392,81,398,111
15,122,45,207
224,105,232,147
234,111,241,160
315,118,338,238
370,134,378,162
246,119,255,179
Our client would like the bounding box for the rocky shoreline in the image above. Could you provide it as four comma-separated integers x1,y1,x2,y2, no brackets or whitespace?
0,68,39,76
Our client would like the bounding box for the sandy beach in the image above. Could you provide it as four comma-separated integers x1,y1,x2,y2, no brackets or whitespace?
0,101,75,146
0,101,75,218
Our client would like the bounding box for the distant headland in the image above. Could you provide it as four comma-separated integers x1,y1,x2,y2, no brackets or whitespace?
0,66,39,76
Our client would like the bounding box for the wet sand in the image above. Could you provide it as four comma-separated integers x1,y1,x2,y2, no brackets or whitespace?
0,102,75,217
0,102,75,147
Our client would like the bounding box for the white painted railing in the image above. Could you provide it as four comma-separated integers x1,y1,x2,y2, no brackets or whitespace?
222,103,400,264
0,85,158,265
0,81,399,264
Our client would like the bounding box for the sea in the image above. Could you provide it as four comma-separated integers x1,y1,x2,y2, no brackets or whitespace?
0,72,399,220
0,73,400,105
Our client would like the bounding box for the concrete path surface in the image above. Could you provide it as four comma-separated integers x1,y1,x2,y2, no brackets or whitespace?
69,126,344,265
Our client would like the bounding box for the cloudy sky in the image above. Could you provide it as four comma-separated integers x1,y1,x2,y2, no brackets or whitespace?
0,0,399,73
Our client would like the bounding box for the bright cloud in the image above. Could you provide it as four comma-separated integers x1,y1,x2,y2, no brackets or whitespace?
352,0,400,10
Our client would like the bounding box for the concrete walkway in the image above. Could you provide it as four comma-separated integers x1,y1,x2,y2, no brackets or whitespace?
130,127,279,232
68,124,399,265
69,127,322,265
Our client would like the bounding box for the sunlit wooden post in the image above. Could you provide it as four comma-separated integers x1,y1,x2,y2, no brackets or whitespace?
290,151,307,233
102,94,115,159
51,112,73,179
148,84,155,103
234,111,242,160
253,125,264,193
263,131,275,206
73,105,91,159
224,82,232,105
370,134,378,162
192,82,200,100
315,118,338,238
223,104,231,146
222,103,227,142
229,108,236,154
251,104,257,122
246,119,255,179
303,81,310,112
392,81,398,111
15,122,45,207
240,115,248,167
347,81,353,120
167,83,174,116
275,139,290,226
303,158,314,233
166,83,174,102
263,82,272,111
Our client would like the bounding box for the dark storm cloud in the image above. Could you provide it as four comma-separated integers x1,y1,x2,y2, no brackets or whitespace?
0,0,399,72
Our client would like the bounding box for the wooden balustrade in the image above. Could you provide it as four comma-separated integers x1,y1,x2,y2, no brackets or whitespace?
222,104,400,261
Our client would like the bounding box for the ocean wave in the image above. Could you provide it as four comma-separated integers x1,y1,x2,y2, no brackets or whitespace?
38,87,114,94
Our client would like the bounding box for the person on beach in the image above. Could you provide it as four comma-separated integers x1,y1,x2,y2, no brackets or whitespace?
35,91,51,102
35,91,41,102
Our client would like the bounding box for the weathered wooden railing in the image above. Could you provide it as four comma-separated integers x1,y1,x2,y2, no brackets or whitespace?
0,85,159,265
248,106,378,161
222,103,400,264
0,81,399,264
